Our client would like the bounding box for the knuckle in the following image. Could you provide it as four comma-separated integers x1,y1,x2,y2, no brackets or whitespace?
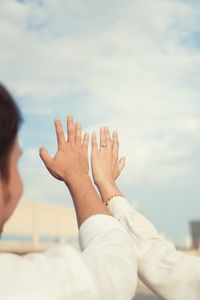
68,129,74,135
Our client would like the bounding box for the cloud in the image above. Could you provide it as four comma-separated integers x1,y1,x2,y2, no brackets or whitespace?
1,0,200,244
1,0,198,185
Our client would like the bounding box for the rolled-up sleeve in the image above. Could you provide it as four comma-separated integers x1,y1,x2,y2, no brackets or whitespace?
0,214,137,300
108,196,200,300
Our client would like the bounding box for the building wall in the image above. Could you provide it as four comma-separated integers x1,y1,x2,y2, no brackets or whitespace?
0,200,78,253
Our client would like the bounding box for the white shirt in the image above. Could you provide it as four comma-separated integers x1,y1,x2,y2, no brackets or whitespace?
0,214,137,300
109,196,200,300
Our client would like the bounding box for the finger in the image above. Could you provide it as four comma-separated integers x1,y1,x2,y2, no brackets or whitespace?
75,122,82,145
55,119,65,147
112,130,119,157
67,115,75,143
100,127,107,150
82,132,89,152
105,127,112,148
119,156,126,173
39,147,53,168
91,132,98,152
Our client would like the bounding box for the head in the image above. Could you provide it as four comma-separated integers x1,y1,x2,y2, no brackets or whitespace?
0,84,23,234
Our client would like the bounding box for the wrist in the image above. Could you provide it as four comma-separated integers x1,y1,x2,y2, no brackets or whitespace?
95,178,123,204
65,173,91,188
65,173,110,227
94,177,115,188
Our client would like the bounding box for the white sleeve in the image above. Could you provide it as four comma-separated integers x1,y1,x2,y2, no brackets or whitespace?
108,196,200,300
0,214,137,300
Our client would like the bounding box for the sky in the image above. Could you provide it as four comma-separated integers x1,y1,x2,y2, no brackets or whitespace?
0,0,200,246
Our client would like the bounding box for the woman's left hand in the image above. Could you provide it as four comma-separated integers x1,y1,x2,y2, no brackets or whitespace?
91,127,126,187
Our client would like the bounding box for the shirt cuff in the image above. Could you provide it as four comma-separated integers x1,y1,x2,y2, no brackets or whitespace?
108,196,137,218
108,196,168,242
79,214,122,251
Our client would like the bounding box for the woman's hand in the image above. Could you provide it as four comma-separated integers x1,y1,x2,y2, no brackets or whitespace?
39,116,89,186
91,127,126,187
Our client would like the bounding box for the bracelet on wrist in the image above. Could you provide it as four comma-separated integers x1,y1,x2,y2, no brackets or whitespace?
105,194,123,206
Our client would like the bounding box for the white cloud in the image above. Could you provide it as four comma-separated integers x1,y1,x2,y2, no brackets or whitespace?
0,1,200,244
0,0,197,183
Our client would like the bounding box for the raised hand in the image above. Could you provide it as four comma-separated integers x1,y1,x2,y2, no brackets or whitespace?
91,127,126,187
39,116,89,186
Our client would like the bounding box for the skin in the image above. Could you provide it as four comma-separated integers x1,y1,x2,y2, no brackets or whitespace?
91,127,125,204
40,116,110,227
0,136,23,233
0,116,110,236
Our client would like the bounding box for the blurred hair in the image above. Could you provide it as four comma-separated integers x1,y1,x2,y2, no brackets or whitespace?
0,83,22,182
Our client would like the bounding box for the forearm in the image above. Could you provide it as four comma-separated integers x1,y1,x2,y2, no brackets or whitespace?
108,196,200,300
67,175,111,227
79,213,137,299
95,179,123,205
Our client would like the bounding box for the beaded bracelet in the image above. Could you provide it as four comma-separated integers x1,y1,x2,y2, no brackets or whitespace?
105,194,123,206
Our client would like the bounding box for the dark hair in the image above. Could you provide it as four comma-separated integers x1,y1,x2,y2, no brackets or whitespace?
0,84,22,182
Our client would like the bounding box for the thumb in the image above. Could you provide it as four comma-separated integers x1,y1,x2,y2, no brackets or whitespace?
118,156,126,173
39,147,52,168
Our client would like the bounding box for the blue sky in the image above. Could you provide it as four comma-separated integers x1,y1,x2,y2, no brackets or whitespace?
0,0,200,246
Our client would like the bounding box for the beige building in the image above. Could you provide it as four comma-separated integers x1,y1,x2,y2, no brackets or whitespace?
0,200,78,254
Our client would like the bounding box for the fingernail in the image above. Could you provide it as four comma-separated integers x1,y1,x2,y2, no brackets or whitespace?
39,147,44,154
